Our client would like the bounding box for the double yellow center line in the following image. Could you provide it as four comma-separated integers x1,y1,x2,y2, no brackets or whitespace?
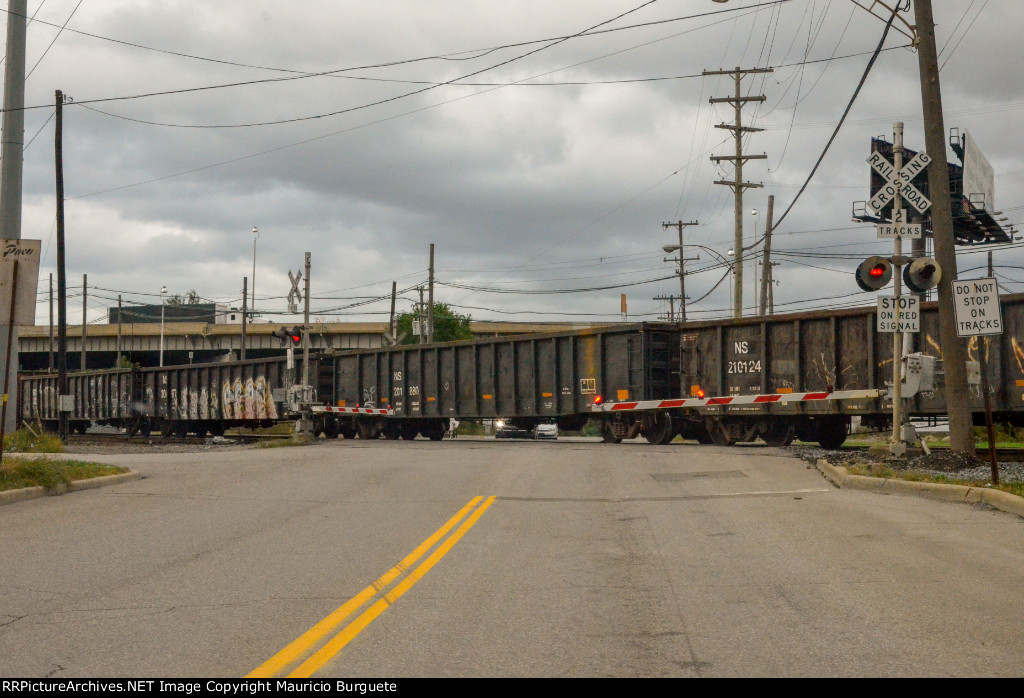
248,495,496,678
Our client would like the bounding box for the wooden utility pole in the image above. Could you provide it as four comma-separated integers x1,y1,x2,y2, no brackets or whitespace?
705,67,771,319
913,0,974,455
48,274,53,371
389,281,397,345
661,221,698,321
417,287,425,344
428,244,435,343
240,277,247,361
81,273,87,370
759,196,775,316
117,295,122,367
653,295,678,322
55,90,69,442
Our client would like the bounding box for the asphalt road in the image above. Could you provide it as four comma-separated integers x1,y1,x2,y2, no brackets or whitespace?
1,437,1022,678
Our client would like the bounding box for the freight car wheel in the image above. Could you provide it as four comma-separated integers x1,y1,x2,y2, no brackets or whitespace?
357,420,380,440
207,422,225,437
816,417,848,450
382,423,401,440
708,420,736,446
175,422,190,438
339,422,357,439
423,420,446,441
693,426,714,445
642,412,675,445
139,419,153,438
126,419,139,437
401,423,418,440
323,418,341,439
161,420,174,438
600,422,622,444
761,423,794,448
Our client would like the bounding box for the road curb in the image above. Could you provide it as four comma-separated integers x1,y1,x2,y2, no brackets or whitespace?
815,459,1024,518
0,470,141,507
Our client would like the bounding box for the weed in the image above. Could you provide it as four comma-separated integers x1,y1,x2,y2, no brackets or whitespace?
0,458,125,492
3,425,64,454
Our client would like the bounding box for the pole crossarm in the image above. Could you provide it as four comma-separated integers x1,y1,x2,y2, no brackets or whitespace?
709,96,767,107
703,68,774,77
850,0,917,43
713,179,764,191
713,124,764,134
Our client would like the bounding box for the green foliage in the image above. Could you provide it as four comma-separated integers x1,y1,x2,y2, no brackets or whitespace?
0,457,124,492
395,302,472,345
3,425,64,454
115,355,137,370
165,289,202,306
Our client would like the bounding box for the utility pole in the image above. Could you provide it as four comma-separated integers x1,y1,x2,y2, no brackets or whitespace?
240,277,247,361
55,90,69,442
417,286,425,344
302,252,310,388
759,196,775,315
653,295,678,321
661,221,698,321
389,281,397,345
428,244,435,343
48,274,53,371
0,1,27,432
913,0,974,456
81,274,87,370
117,295,122,367
705,67,772,319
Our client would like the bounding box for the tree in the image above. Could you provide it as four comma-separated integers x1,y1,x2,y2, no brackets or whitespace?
395,302,472,345
165,289,202,305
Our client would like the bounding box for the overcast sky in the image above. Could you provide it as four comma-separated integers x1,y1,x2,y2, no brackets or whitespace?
6,0,1022,327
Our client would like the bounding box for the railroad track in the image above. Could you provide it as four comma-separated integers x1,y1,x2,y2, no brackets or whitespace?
69,431,291,446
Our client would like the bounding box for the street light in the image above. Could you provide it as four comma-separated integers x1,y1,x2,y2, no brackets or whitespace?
251,226,259,317
159,285,167,367
751,208,759,312
665,243,735,318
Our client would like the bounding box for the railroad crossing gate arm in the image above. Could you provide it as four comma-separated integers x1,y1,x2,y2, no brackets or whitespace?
591,353,948,415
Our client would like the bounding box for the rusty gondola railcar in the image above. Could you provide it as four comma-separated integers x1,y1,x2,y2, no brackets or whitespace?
18,355,333,437
322,324,678,440
594,292,1024,447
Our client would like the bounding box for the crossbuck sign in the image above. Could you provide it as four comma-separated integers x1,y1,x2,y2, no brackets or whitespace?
867,150,932,215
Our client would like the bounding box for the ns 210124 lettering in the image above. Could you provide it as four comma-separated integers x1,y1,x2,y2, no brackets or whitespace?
727,360,761,374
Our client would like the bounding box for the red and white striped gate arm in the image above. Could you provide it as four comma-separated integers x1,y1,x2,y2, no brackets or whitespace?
591,388,884,413
311,405,395,416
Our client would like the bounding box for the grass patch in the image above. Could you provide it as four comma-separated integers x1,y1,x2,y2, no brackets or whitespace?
0,457,126,492
255,436,309,449
840,461,1024,499
3,425,65,454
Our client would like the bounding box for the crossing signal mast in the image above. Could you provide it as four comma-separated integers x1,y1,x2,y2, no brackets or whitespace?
855,122,945,457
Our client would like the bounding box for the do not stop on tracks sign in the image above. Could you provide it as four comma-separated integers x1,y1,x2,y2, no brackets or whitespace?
953,278,1002,337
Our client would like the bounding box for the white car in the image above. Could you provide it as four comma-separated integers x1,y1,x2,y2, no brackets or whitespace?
531,423,558,440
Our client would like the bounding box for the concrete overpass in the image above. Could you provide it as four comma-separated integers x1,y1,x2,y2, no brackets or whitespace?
17,320,609,372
